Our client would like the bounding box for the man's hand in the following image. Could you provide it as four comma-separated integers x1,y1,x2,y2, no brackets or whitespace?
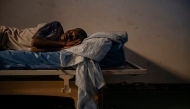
65,39,82,46
62,39,82,49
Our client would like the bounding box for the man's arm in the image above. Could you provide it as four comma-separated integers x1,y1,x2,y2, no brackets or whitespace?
30,47,64,52
31,37,81,49
31,37,66,48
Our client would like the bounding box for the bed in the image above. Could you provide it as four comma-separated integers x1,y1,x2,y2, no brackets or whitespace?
0,31,147,109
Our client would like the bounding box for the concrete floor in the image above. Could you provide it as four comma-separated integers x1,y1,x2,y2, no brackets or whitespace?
103,83,190,109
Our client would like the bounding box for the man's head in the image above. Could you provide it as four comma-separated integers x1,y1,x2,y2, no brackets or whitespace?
60,28,87,42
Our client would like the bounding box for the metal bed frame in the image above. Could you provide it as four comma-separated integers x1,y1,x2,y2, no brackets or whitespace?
0,60,147,109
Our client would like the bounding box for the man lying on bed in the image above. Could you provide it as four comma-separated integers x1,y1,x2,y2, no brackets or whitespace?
31,21,87,52
0,21,87,52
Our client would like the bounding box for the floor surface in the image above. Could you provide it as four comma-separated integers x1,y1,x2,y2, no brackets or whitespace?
103,83,190,109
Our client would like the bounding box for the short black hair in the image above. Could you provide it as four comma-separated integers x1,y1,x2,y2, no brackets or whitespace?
75,28,87,40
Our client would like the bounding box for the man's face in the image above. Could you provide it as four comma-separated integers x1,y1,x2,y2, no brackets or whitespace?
60,29,79,42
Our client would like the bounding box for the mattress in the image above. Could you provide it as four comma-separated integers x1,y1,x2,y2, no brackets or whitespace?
0,45,126,70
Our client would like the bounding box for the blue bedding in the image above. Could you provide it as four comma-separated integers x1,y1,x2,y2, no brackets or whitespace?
0,50,63,70
0,44,126,70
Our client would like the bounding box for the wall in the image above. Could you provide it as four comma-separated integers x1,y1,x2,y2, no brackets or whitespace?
0,0,189,83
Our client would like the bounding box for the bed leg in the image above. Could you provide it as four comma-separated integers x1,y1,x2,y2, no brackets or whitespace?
98,88,103,109
59,75,74,93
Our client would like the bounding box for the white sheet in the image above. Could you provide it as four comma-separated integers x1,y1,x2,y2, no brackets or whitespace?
0,23,46,51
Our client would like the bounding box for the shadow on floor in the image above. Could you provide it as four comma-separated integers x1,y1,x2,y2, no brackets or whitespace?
103,83,190,109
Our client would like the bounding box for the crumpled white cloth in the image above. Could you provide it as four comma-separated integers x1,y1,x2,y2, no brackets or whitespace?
60,31,128,109
0,23,46,51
